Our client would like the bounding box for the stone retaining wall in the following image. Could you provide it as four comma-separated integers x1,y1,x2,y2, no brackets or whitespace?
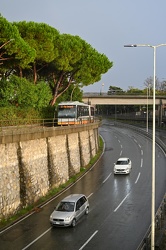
0,123,99,219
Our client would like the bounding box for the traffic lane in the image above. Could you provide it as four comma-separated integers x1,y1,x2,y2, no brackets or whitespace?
84,150,166,250
80,130,166,250
76,128,153,250
20,126,147,249
127,128,166,209
100,125,146,185
19,134,145,250
0,125,148,250
0,125,142,250
1,124,165,250
20,151,152,250
78,143,153,250
0,145,116,250
99,126,138,170
82,185,152,250
0,158,104,250
19,173,138,250
79,127,165,250
26,175,135,250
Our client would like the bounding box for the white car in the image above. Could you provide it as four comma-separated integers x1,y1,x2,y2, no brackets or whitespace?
114,157,132,174
50,194,89,227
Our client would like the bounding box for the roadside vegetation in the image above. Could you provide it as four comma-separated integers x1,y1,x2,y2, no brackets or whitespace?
0,14,112,120
107,80,166,96
1,14,165,122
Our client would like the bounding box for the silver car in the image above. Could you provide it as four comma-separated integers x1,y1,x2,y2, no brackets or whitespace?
114,157,132,174
50,194,89,227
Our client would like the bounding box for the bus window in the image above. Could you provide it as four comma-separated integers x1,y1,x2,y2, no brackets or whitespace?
58,106,77,118
77,106,89,117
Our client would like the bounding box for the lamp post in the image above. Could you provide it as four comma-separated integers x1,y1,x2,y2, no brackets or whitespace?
100,83,104,95
124,43,166,250
146,83,151,133
146,85,149,133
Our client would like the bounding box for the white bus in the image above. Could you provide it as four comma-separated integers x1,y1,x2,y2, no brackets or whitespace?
57,101,94,125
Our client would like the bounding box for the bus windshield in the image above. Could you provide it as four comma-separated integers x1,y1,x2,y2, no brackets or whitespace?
58,106,77,118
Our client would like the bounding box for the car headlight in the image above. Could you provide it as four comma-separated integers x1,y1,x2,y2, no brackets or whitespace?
64,216,72,222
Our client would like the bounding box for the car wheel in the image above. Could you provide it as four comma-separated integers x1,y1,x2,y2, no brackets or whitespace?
71,218,76,227
85,207,89,215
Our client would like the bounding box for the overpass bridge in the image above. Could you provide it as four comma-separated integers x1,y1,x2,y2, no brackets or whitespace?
82,93,166,126
82,93,166,105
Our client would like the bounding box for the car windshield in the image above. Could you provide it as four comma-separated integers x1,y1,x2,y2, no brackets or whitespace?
116,160,128,165
56,202,75,212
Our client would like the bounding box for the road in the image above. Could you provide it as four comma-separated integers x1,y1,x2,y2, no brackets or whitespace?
0,120,166,250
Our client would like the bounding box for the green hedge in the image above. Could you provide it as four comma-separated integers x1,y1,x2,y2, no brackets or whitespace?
0,106,55,126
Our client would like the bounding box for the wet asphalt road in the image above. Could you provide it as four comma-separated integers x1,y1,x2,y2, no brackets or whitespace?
0,120,166,250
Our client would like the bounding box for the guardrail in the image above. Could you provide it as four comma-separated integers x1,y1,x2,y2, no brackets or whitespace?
136,194,166,250
0,117,101,136
114,121,166,153
114,121,166,250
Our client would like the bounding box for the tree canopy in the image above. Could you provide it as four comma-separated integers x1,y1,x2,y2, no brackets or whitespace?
107,77,166,96
0,15,35,72
0,15,113,107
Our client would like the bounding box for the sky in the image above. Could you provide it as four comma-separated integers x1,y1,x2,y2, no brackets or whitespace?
1,0,166,93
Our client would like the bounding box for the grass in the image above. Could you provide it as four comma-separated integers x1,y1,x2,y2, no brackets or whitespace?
0,136,104,231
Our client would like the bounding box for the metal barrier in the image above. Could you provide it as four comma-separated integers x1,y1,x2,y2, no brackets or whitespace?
0,117,101,136
114,121,166,153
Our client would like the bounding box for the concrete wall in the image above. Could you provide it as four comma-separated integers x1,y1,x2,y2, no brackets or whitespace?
0,123,99,219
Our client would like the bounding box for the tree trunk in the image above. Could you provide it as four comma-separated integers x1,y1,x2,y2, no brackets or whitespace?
19,66,23,78
33,62,37,84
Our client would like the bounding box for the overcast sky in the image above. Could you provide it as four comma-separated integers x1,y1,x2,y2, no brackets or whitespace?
1,0,166,93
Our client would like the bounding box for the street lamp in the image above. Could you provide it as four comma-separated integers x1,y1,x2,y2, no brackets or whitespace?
100,83,104,95
124,43,166,250
146,83,151,133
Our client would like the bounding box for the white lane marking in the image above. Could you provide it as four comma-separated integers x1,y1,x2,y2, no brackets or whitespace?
135,172,141,184
0,212,34,235
22,227,52,250
138,144,141,148
120,144,123,148
134,139,137,143
141,150,143,155
88,193,93,198
114,193,130,212
79,230,98,250
120,150,122,156
103,173,112,183
118,139,121,143
141,158,143,168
